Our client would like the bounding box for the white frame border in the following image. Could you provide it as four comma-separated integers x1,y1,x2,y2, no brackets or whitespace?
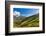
9,5,43,33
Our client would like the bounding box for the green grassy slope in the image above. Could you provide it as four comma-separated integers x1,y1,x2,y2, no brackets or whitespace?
13,14,39,27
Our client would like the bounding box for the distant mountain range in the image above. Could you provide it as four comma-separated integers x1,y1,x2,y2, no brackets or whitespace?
13,15,26,20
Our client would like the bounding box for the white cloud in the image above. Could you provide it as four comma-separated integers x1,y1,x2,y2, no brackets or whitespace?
13,11,20,17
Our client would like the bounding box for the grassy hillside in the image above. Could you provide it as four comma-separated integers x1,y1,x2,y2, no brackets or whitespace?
13,14,39,27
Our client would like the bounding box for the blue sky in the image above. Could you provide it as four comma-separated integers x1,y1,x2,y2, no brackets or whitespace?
13,8,39,17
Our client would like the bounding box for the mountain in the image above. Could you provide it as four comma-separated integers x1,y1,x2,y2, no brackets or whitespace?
13,16,26,20
13,14,39,27
21,14,39,22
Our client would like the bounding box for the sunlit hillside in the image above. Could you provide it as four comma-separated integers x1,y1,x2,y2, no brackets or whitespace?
13,14,39,27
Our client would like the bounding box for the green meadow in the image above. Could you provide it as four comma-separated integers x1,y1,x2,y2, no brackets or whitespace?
13,14,39,27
